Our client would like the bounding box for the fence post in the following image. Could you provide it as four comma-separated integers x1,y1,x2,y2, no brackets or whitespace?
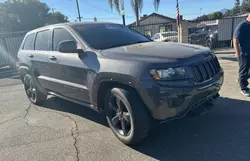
230,17,235,48
179,21,189,43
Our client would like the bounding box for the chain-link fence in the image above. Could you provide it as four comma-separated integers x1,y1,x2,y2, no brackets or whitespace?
0,31,26,69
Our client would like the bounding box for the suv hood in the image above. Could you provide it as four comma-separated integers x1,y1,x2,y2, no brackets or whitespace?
101,42,210,62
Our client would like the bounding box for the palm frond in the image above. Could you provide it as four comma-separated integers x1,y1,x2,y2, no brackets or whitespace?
138,0,143,13
113,0,120,14
120,0,124,11
108,0,113,10
131,0,143,14
153,0,160,11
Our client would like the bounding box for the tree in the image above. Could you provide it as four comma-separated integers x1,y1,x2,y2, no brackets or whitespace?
196,15,209,21
241,0,250,14
224,9,233,17
233,0,241,15
108,0,160,26
207,12,223,20
47,12,68,25
0,0,68,32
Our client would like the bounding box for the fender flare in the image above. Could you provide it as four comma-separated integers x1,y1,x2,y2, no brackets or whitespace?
19,66,47,94
90,73,139,108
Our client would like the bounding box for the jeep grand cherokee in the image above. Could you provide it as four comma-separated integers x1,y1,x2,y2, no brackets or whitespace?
17,22,224,145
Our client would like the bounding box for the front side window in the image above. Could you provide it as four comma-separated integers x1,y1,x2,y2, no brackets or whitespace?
23,33,35,50
74,24,151,50
53,28,75,51
35,30,50,51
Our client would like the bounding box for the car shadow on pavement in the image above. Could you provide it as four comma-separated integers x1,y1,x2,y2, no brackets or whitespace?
41,97,108,127
219,57,238,62
132,96,250,161
40,96,250,161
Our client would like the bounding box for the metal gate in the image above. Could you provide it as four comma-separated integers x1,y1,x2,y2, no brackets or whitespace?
0,31,26,69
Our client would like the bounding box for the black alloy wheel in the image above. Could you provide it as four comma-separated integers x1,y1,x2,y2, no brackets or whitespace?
23,74,47,105
106,94,132,136
104,88,151,145
24,75,37,103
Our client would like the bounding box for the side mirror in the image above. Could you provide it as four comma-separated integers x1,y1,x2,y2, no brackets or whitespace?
58,40,84,53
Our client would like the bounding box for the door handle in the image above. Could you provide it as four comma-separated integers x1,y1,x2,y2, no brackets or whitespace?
49,56,57,61
29,54,34,58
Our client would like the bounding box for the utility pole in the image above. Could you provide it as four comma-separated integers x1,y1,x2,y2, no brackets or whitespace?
121,0,126,25
75,0,82,21
121,9,126,25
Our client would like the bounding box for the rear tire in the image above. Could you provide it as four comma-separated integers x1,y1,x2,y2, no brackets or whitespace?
104,88,151,145
23,74,47,105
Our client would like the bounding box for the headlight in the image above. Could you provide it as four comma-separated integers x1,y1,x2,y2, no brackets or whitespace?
150,67,187,80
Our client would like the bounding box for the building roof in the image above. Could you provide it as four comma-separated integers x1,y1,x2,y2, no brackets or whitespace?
128,13,176,26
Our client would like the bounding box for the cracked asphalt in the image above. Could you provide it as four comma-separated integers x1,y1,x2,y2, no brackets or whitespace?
1,52,250,161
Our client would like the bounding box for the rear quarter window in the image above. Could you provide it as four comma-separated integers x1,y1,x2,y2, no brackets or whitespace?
35,30,50,51
23,33,35,50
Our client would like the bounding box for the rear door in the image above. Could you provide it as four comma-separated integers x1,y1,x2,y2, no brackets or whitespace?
24,30,51,88
46,27,90,103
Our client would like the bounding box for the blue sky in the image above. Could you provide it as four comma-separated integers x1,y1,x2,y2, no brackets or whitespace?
1,0,236,24
43,0,236,24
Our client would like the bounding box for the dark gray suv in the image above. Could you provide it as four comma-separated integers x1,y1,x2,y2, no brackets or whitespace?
18,22,224,145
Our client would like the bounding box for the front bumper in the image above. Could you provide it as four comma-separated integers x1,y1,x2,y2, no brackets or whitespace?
136,69,224,121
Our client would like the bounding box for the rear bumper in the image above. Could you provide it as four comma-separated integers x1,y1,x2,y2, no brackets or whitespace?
136,69,224,120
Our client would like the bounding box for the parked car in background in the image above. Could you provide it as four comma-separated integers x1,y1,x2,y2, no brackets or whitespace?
188,26,218,48
151,31,178,42
18,22,223,145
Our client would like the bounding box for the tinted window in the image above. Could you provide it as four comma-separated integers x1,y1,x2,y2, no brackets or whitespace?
53,28,75,51
23,33,35,50
74,24,151,50
35,30,50,51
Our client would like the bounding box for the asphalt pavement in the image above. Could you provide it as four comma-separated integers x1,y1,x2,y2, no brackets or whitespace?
1,51,250,161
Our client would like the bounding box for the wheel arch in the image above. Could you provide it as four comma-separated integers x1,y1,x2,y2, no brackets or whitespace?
19,65,47,94
19,66,30,82
90,73,145,112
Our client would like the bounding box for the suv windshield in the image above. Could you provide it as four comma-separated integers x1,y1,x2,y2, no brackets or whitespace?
74,24,151,50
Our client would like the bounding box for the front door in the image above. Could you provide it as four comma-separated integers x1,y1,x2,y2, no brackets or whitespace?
47,27,91,103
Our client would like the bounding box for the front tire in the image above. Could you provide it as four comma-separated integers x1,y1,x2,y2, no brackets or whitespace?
206,38,213,48
23,74,47,105
104,88,151,145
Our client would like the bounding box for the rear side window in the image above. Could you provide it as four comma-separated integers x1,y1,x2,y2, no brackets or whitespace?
35,30,50,51
53,28,75,51
23,33,35,50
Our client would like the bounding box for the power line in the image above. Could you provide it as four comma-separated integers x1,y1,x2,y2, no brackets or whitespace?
80,0,135,18
80,0,118,16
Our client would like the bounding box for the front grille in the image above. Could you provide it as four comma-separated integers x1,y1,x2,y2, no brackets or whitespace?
192,57,220,83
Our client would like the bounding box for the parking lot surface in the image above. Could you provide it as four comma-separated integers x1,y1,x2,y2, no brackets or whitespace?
1,52,250,161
